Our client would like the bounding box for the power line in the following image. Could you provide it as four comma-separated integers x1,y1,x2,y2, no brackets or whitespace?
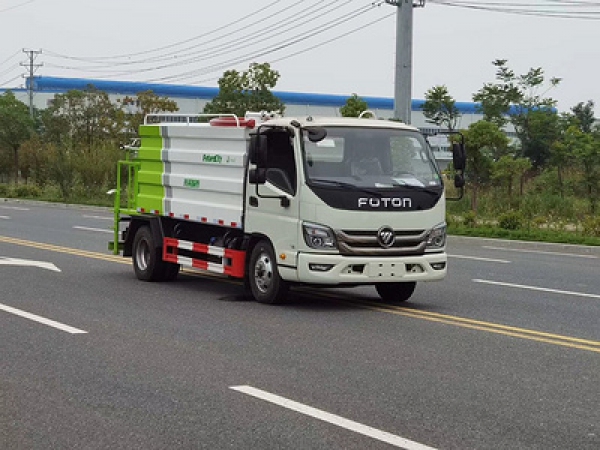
429,0,600,19
44,0,347,71
143,3,382,84
43,1,385,84
0,0,36,13
0,73,23,87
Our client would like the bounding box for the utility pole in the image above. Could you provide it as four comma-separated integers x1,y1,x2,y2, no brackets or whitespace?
20,49,43,119
385,1,426,124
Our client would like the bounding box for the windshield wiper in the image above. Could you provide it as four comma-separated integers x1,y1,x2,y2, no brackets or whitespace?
391,182,441,196
308,178,383,197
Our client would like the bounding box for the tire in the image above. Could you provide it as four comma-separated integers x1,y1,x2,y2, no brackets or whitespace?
248,240,288,304
162,261,181,281
132,226,179,282
376,282,416,303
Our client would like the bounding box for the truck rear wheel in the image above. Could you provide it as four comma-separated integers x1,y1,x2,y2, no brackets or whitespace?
132,226,179,282
248,240,288,304
376,282,416,303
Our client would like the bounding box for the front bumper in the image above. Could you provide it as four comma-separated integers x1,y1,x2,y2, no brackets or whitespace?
292,252,447,285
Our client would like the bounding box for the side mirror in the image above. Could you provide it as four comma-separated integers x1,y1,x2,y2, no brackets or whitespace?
249,134,268,167
307,127,327,143
454,174,465,188
452,142,466,171
248,168,267,184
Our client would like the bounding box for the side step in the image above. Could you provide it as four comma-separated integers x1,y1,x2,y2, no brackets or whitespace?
163,237,245,278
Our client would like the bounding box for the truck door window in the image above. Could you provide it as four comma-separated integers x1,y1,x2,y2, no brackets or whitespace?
266,131,296,195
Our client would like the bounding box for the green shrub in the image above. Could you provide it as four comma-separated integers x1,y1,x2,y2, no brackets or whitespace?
582,216,600,237
14,184,42,198
462,211,477,228
498,211,523,230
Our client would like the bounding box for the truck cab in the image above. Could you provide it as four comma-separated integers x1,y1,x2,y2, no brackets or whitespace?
244,116,453,303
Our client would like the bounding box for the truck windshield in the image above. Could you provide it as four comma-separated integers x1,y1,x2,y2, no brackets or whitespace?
303,127,442,189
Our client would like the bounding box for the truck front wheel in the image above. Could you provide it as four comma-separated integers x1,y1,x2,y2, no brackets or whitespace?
248,240,289,304
376,282,416,303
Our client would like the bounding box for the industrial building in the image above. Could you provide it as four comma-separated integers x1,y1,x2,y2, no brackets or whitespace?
3,76,495,166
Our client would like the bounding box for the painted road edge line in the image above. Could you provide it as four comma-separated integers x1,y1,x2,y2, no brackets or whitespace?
73,226,113,234
0,302,87,334
482,245,598,259
230,385,437,450
473,279,600,299
449,254,511,264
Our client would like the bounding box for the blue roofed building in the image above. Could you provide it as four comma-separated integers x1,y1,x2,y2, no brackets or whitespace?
3,76,502,167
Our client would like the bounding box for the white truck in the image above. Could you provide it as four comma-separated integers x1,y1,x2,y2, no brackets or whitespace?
110,112,465,304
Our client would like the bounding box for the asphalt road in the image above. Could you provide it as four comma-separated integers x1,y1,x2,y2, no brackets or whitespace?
1,199,599,450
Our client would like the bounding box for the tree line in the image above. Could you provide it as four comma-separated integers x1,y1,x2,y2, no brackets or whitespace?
0,61,598,237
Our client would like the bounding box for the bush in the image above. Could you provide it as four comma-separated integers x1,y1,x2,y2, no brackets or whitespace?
13,184,42,198
582,216,600,237
462,211,477,228
498,211,523,230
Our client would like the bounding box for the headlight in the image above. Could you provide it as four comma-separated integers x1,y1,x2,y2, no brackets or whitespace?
303,222,337,250
426,222,447,249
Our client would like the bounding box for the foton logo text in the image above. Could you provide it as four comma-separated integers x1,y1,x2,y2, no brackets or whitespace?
358,197,412,208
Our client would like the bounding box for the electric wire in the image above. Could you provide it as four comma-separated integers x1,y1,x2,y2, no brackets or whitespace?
44,1,384,82
44,0,347,70
193,10,396,86
429,0,600,19
0,73,23,87
143,3,383,83
0,0,36,13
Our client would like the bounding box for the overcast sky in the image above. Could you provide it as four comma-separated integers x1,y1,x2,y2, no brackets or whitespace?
1,0,598,113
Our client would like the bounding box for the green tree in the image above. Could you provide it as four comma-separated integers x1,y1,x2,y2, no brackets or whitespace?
41,86,124,149
514,109,560,169
422,85,460,130
491,155,532,204
473,59,561,168
0,91,35,184
562,126,600,213
119,90,179,137
570,100,595,133
203,63,285,118
463,120,509,211
340,93,370,117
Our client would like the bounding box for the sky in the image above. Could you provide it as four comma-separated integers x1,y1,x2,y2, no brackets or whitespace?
0,0,599,114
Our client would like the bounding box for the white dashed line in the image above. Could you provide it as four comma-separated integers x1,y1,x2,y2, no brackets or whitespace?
473,279,600,299
0,302,87,334
231,385,437,450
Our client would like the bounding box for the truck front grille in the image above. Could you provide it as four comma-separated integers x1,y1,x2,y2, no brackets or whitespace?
335,229,428,256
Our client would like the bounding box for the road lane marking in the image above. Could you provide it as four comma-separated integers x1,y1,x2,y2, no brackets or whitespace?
2,234,599,353
482,245,598,259
0,257,61,272
82,215,112,220
0,302,87,334
0,205,29,211
449,254,511,264
306,291,600,353
473,279,600,300
0,235,129,264
230,385,437,450
0,215,10,220
73,226,112,234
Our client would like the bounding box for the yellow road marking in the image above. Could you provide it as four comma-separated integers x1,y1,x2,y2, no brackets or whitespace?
2,234,599,353
0,235,129,264
296,292,600,354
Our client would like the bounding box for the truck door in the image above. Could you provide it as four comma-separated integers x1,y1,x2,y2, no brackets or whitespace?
245,129,301,272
